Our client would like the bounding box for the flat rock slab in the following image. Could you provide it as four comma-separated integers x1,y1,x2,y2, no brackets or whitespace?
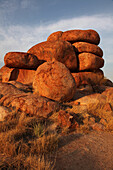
55,131,113,170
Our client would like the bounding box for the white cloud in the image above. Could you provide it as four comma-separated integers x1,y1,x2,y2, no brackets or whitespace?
0,14,113,68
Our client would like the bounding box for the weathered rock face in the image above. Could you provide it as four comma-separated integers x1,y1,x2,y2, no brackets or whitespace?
76,93,107,107
33,61,76,102
78,53,104,71
102,88,113,104
73,42,103,57
0,66,19,83
48,29,100,45
47,31,63,41
8,81,32,93
72,70,104,87
0,82,23,96
4,52,41,69
27,40,78,71
0,93,60,118
16,69,36,85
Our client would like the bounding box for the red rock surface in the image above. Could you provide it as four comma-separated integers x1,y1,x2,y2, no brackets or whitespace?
73,42,103,57
78,53,104,71
47,31,63,41
61,29,100,44
102,88,113,106
0,106,10,121
0,93,60,118
8,81,32,93
0,66,19,82
33,61,76,102
58,110,78,130
27,40,78,71
16,69,36,85
4,52,41,69
0,82,23,96
75,93,107,107
72,70,104,87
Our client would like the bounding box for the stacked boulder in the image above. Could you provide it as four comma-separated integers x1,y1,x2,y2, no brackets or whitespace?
0,52,40,84
0,29,105,102
47,29,104,87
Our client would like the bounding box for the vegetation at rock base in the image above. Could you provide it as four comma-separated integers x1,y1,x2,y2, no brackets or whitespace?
1,86,113,169
0,110,58,170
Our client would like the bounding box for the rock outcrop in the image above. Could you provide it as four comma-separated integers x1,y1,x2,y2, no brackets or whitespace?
0,28,113,124
0,29,105,88
0,29,111,106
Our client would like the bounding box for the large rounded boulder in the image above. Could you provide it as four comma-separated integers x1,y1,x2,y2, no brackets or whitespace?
27,40,78,71
33,61,76,102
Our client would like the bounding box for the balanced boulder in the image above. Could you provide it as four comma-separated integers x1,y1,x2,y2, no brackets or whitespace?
33,61,76,102
4,52,41,69
73,42,103,57
78,53,104,71
27,40,78,71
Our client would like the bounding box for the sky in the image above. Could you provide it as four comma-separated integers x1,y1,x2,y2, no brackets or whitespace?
0,0,113,81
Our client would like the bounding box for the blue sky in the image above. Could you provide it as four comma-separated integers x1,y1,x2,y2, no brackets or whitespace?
0,0,113,80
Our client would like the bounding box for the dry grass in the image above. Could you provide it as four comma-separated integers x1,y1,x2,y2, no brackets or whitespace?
64,101,113,134
0,110,58,170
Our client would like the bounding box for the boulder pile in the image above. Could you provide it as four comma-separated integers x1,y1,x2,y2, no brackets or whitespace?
0,29,105,102
47,29,104,87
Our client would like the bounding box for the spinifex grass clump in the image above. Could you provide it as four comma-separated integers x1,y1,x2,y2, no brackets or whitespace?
0,110,58,170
